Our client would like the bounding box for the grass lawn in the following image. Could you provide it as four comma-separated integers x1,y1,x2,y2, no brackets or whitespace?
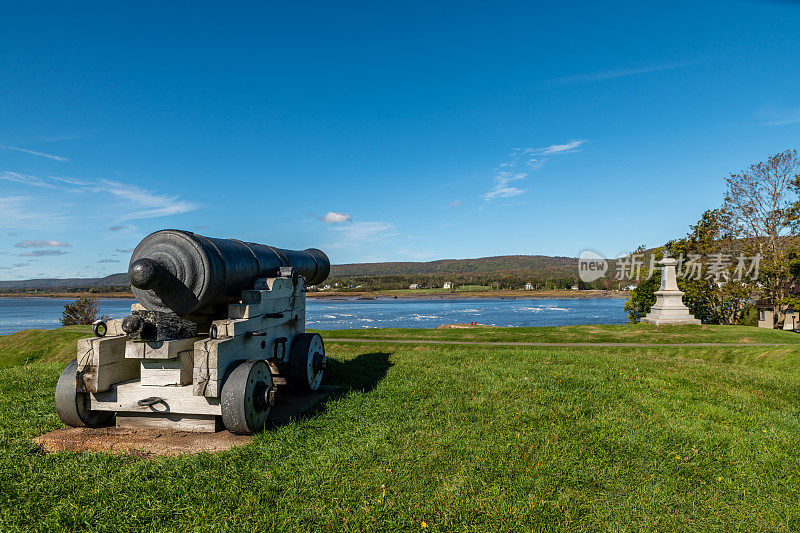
318,324,800,345
1,325,800,530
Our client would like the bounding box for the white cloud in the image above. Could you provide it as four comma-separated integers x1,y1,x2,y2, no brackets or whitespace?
759,105,800,126
0,196,65,229
320,211,352,224
0,173,198,223
483,171,528,201
102,179,197,221
484,186,527,201
546,61,697,84
449,201,463,207
395,248,436,260
0,171,58,188
14,240,70,248
530,139,586,155
98,259,119,263
18,249,69,257
328,221,396,245
0,145,68,162
483,141,585,202
0,262,30,271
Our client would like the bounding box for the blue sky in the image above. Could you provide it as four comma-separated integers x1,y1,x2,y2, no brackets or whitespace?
2,0,800,279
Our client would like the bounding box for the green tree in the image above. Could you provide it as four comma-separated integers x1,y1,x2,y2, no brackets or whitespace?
723,149,800,307
625,210,753,325
61,296,102,326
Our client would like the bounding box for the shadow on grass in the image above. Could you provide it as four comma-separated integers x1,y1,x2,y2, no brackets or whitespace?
270,352,393,428
324,351,393,393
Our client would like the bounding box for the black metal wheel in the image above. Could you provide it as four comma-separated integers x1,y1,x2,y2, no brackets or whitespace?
220,360,275,435
54,359,114,428
289,333,326,392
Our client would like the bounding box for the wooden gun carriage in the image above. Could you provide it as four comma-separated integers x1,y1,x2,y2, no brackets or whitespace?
55,230,330,435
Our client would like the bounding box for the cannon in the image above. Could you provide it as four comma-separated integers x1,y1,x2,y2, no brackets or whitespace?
55,230,331,435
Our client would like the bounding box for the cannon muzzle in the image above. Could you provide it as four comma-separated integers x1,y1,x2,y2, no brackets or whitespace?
128,230,329,315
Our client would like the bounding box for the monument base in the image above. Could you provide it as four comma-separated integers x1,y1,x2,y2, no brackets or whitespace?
640,315,701,325
641,299,701,325
639,259,702,325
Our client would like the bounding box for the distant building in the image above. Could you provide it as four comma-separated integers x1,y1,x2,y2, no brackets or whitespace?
571,285,579,291
525,283,533,290
409,284,420,289
784,306,800,331
443,282,453,290
756,300,775,329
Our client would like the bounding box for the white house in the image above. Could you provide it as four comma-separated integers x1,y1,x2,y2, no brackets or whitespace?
409,284,420,289
443,282,453,290
525,283,533,290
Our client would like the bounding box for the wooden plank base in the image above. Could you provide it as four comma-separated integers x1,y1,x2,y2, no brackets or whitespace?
116,413,222,432
34,386,339,454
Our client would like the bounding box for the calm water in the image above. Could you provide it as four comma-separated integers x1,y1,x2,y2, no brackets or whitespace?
0,297,626,335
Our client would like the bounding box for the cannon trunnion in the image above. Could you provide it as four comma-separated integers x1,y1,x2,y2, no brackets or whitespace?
55,231,330,435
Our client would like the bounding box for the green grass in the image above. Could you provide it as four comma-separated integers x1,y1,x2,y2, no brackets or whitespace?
317,324,800,345
0,326,91,368
2,326,800,530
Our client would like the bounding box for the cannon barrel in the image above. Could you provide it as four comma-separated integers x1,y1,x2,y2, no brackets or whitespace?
128,230,329,316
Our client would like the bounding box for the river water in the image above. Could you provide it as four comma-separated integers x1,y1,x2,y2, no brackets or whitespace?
0,297,627,335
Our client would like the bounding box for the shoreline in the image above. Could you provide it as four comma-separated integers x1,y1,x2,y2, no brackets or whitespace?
0,290,628,300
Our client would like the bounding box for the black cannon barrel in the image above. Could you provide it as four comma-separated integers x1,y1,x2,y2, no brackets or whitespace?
128,230,330,315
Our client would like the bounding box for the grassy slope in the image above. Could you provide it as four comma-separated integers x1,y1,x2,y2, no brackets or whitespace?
0,326,91,368
318,324,800,345
1,327,800,530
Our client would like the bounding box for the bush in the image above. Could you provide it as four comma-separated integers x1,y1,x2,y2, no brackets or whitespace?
61,296,102,326
738,305,758,327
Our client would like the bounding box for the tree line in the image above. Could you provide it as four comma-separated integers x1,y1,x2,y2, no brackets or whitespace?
626,149,800,326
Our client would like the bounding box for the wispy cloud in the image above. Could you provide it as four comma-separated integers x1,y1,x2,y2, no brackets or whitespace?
18,249,69,257
483,171,528,201
546,61,697,85
484,140,586,202
759,105,800,126
98,259,119,263
534,139,586,155
0,171,59,188
0,196,65,229
0,262,30,271
15,240,69,248
0,172,198,223
104,179,197,221
115,248,133,254
319,212,352,224
395,248,436,261
449,201,463,207
329,221,395,243
0,145,68,162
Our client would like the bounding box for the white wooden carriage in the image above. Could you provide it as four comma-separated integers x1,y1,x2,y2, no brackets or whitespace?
56,272,326,434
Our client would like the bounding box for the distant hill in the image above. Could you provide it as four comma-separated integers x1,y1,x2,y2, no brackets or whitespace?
0,254,593,291
330,255,578,278
0,273,129,291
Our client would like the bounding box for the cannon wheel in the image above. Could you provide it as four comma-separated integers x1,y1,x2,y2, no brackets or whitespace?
55,359,114,428
221,360,274,435
289,333,326,393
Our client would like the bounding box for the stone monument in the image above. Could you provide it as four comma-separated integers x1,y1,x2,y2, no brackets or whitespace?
640,257,701,325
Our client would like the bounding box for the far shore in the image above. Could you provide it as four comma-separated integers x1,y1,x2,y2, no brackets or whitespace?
0,289,629,300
